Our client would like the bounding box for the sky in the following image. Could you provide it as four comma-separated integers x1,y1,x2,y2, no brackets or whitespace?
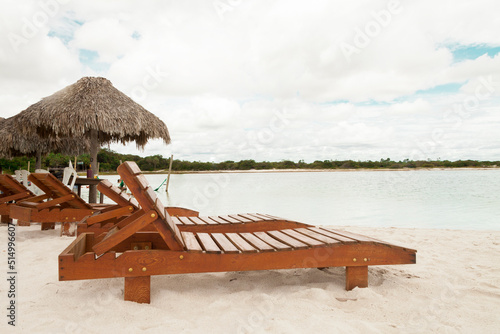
0,0,499,163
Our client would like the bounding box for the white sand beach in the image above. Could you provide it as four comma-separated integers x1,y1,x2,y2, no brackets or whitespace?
1,224,499,334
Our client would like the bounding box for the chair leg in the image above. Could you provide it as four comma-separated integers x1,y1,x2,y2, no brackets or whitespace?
41,222,56,230
1,215,11,224
61,222,77,236
345,266,368,290
124,276,151,304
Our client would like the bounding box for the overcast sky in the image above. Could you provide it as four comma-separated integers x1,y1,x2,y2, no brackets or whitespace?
1,0,499,162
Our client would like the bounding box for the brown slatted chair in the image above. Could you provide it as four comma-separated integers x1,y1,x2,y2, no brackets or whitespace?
0,174,36,224
10,173,106,230
59,161,417,304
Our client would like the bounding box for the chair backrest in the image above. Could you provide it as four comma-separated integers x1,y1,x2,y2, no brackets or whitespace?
35,169,49,173
21,170,30,187
28,173,91,209
117,161,185,249
14,170,23,183
97,179,140,209
62,167,78,189
0,174,33,196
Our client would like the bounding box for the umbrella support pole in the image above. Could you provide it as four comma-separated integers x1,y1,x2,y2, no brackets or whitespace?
89,130,99,203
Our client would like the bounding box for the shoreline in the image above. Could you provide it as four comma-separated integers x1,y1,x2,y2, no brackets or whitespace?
95,166,500,175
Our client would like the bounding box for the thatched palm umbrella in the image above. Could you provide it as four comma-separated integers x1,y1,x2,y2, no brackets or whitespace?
0,115,90,169
16,77,171,202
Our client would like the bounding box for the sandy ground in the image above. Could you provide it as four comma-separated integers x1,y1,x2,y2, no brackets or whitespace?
0,224,499,334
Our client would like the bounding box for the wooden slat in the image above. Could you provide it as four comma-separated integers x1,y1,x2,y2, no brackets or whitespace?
205,216,230,224
259,213,288,220
136,174,150,190
321,228,386,244
229,214,252,223
189,217,209,225
171,216,183,226
237,214,260,222
165,212,184,243
181,232,203,252
143,186,158,207
248,213,275,221
0,192,32,203
294,228,342,244
125,161,143,175
35,193,76,210
281,229,325,247
86,205,134,226
225,233,258,253
253,232,291,250
196,233,221,253
178,216,196,225
308,227,357,243
130,198,140,208
240,233,276,252
216,215,241,224
212,233,240,253
196,216,218,225
99,179,113,188
267,230,308,249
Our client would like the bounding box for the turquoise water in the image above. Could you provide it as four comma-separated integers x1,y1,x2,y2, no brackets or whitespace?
99,169,500,231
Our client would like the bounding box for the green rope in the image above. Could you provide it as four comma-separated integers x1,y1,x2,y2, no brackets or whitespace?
154,178,167,191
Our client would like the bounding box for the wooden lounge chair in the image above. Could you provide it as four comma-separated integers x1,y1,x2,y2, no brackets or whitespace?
59,161,416,304
10,173,109,232
0,174,36,224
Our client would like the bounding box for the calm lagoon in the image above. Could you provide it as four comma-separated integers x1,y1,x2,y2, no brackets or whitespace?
99,169,500,231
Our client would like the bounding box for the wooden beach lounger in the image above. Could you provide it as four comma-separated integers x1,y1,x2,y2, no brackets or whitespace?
0,174,35,224
10,173,110,232
59,162,416,304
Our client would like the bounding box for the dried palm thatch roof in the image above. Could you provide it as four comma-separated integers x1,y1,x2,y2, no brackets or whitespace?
16,77,171,148
0,115,90,158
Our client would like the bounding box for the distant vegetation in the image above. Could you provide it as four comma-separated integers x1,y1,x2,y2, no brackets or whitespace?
0,149,498,174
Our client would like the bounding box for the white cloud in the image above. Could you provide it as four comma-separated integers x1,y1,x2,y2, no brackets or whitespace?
1,0,500,161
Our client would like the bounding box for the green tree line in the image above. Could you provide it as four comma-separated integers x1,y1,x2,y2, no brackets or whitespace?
1,148,498,173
